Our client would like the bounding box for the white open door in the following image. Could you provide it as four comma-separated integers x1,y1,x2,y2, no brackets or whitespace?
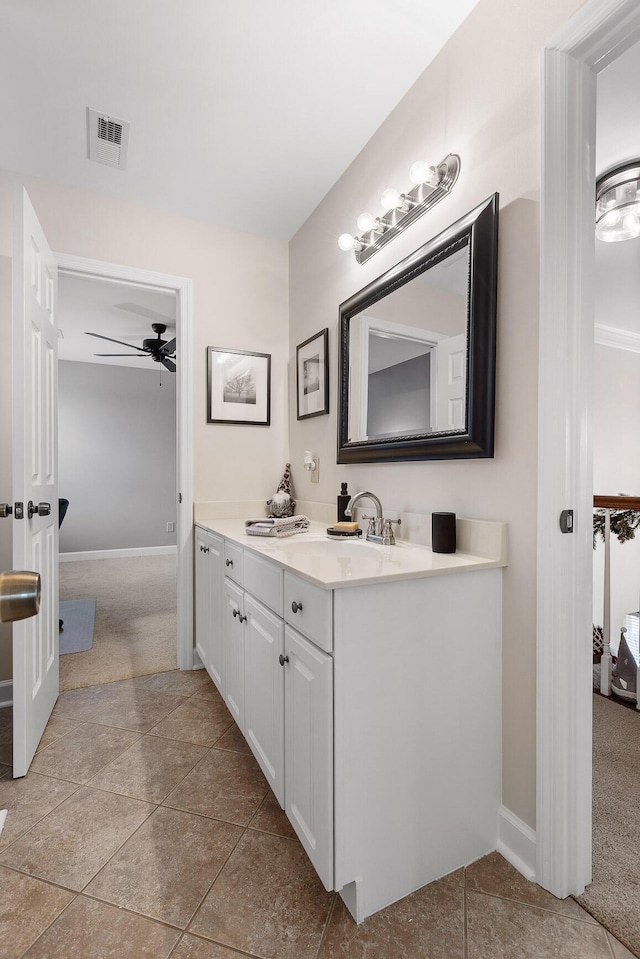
12,188,59,777
432,333,466,432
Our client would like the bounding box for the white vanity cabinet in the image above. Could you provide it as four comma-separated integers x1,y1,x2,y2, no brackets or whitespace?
194,527,224,693
284,623,334,889
194,522,503,923
209,535,333,872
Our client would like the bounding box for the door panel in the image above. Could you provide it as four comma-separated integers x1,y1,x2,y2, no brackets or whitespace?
244,595,284,805
12,188,59,777
223,578,244,731
284,625,334,890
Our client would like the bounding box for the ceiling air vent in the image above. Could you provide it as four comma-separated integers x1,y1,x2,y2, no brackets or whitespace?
87,108,130,170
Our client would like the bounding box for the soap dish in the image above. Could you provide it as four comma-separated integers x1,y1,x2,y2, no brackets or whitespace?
326,527,362,538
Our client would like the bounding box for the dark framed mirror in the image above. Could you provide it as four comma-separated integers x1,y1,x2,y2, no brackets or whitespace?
338,193,498,463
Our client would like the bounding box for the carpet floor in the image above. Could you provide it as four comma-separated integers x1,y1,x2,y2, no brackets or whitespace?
58,555,177,692
576,693,640,956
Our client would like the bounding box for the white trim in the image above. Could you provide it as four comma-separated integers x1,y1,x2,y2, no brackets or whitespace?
538,0,640,899
594,323,640,354
497,805,536,883
54,254,194,671
59,545,177,563
0,680,13,708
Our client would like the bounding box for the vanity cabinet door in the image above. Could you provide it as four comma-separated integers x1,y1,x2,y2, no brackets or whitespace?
284,625,334,890
195,528,224,693
223,578,245,732
244,595,285,806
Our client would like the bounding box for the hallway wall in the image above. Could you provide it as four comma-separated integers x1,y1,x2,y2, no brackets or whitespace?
58,361,177,553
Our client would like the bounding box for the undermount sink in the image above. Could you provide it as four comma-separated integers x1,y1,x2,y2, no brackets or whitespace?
279,538,393,559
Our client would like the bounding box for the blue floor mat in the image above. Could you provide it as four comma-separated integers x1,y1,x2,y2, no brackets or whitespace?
59,599,96,655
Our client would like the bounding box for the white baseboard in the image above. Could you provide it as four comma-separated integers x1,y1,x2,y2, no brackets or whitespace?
496,804,537,882
60,545,177,563
0,680,13,708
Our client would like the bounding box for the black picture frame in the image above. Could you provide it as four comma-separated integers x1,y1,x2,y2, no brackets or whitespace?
207,347,271,426
296,328,329,420
337,193,498,463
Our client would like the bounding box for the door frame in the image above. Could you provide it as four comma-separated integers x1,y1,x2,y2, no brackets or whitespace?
55,253,194,670
537,0,640,897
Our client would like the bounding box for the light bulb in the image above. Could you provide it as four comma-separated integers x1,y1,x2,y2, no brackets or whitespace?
409,160,431,184
622,211,640,233
380,188,401,211
357,212,376,233
600,209,620,228
338,233,356,252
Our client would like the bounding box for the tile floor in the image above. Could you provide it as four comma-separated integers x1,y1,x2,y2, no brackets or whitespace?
0,669,635,959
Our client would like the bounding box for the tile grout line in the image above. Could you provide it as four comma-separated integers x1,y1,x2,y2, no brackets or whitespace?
34,718,89,755
313,890,338,959
182,818,250,937
0,778,84,860
16,891,81,959
466,887,610,926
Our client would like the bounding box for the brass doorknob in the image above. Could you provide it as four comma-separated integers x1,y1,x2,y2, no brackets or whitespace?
0,570,41,623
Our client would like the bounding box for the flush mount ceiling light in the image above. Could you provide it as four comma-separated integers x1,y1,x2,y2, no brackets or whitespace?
338,153,460,265
596,160,640,242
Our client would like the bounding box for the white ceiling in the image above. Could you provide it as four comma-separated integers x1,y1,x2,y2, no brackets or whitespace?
58,273,176,370
595,39,640,337
0,0,482,241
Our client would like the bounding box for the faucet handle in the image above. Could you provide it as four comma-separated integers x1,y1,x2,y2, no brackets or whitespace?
382,518,402,545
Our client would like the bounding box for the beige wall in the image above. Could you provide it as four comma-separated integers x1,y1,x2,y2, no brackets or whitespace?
0,168,289,505
289,0,586,829
0,169,289,683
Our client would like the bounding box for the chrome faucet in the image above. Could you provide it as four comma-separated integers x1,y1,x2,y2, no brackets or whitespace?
345,491,397,545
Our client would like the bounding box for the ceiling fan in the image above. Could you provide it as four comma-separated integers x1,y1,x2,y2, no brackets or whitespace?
84,322,177,372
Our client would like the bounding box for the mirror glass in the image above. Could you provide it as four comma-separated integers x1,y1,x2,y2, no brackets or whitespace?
338,194,498,463
347,243,469,442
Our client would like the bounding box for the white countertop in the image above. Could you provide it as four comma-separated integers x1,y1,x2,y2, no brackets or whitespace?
195,517,507,590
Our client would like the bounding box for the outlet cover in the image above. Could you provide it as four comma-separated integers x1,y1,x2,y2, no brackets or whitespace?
166,521,175,533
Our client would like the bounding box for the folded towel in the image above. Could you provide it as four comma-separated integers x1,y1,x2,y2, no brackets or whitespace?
245,515,310,538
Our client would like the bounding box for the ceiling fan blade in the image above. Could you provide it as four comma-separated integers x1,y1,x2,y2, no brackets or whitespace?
161,337,177,355
160,357,176,373
85,331,148,352
94,353,145,357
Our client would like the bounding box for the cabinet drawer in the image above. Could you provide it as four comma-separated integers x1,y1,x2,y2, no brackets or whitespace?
223,541,243,586
284,572,333,653
244,550,283,617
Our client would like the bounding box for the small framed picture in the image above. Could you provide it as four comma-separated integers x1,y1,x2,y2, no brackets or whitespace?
296,328,329,420
207,347,271,426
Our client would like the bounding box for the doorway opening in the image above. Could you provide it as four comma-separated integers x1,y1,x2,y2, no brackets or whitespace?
55,254,194,680
56,271,179,689
537,0,640,911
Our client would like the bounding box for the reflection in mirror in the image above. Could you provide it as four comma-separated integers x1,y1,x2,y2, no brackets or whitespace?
338,193,498,463
348,244,469,442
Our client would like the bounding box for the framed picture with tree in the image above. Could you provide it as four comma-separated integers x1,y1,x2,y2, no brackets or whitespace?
207,347,271,425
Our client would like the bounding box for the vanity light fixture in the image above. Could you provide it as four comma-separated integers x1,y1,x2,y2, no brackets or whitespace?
596,160,640,242
338,153,461,265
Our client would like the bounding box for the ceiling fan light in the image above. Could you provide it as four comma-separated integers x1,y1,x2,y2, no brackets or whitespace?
596,160,640,242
